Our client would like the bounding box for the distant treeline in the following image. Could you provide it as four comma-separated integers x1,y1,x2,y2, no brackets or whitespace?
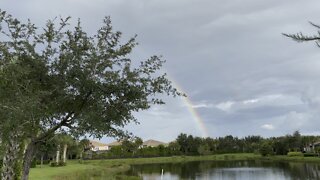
1,131,317,167
92,131,319,159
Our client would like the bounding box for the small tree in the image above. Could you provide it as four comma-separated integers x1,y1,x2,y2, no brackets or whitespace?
134,137,143,149
176,133,188,154
198,144,211,155
78,139,91,161
168,141,181,155
121,139,135,155
133,137,143,156
36,140,56,168
259,142,273,157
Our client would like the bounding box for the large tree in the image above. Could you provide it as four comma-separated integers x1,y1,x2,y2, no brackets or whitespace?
0,11,51,179
0,10,180,180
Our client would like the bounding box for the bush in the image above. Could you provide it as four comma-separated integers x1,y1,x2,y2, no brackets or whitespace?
31,159,37,168
50,162,58,167
287,152,303,157
36,159,50,165
59,162,66,166
44,160,50,164
303,153,318,157
50,161,67,167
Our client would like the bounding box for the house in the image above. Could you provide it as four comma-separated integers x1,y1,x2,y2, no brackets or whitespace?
89,140,123,152
90,139,167,152
142,139,167,148
304,141,320,152
90,140,109,152
106,140,122,149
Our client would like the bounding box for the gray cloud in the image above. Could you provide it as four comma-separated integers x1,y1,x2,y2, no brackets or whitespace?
3,0,320,142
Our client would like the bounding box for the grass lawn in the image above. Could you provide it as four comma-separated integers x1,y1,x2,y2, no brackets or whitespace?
29,153,320,180
29,161,97,180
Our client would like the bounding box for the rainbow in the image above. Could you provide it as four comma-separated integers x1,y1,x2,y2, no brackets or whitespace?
169,76,209,138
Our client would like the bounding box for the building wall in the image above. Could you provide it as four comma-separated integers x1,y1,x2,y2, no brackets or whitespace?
92,146,109,152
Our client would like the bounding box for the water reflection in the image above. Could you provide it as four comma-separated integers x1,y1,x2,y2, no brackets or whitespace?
127,160,320,180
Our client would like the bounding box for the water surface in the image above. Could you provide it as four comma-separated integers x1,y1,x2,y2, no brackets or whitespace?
127,160,320,180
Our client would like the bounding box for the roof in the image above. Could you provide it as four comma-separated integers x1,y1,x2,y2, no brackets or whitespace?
143,139,167,147
90,140,108,147
107,141,122,146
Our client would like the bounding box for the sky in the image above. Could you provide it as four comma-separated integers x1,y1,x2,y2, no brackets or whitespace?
3,0,320,143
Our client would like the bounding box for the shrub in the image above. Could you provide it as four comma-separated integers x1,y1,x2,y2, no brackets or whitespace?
50,162,58,167
303,153,318,157
43,160,50,164
36,159,50,165
50,162,66,167
59,162,66,166
31,159,37,168
287,152,303,157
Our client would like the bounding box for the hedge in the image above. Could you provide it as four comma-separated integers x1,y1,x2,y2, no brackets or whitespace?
287,152,304,157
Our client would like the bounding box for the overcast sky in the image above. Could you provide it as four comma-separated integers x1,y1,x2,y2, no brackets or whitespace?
3,0,320,143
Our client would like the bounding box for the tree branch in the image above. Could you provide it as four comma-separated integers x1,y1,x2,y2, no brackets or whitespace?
34,112,74,143
283,33,320,42
33,90,92,143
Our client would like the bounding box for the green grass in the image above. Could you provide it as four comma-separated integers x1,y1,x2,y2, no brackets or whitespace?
29,153,320,180
29,161,96,180
261,155,320,163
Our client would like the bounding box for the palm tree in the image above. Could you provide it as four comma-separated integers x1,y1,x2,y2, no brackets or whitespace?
78,139,91,161
54,134,75,164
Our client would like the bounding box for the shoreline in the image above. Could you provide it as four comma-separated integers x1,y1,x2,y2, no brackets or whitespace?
29,153,320,180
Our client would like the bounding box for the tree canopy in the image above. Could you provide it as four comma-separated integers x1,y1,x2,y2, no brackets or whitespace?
0,10,180,140
0,10,180,180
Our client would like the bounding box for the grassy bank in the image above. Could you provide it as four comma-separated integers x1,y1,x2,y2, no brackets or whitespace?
261,155,320,163
29,153,320,180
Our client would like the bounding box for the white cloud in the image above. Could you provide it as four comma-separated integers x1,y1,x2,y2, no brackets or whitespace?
215,101,235,111
192,104,210,108
261,124,275,130
215,94,302,112
241,94,300,107
191,101,214,109
243,99,259,104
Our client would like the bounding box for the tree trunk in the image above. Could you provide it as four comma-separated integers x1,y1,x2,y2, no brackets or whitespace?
21,142,36,180
62,144,67,163
1,133,21,180
56,145,60,163
79,151,83,160
40,154,44,168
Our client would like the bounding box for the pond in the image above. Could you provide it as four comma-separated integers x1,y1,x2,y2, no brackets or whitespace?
126,160,320,180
